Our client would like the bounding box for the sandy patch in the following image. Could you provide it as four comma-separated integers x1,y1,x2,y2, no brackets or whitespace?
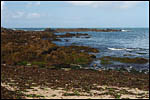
1,82,149,99
1,82,18,91
22,85,149,99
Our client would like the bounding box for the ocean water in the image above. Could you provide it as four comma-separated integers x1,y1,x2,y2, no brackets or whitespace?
14,28,149,72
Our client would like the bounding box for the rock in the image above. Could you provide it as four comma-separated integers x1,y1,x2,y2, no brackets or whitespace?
94,64,97,67
98,69,102,72
1,27,99,67
89,54,96,58
41,47,58,55
84,36,91,38
99,56,149,64
44,28,55,32
65,39,69,42
123,54,133,56
55,28,122,32
58,32,90,38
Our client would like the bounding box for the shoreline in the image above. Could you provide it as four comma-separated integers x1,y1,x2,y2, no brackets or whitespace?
54,28,122,32
1,27,149,72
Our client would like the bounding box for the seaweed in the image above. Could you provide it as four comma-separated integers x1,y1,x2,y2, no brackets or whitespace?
100,56,149,64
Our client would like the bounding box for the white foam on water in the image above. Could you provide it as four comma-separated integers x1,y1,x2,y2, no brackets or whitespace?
108,48,133,51
121,29,130,32
12,28,17,30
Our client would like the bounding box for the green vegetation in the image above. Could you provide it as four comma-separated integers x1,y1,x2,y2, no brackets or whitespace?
31,61,47,68
25,94,44,98
100,88,122,99
17,61,28,66
63,90,80,96
100,58,113,65
1,28,99,69
51,94,56,97
74,57,88,64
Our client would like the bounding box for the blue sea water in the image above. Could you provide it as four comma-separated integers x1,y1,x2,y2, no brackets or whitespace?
14,28,149,72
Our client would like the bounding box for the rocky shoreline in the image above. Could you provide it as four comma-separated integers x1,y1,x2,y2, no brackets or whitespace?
55,28,122,32
1,27,149,99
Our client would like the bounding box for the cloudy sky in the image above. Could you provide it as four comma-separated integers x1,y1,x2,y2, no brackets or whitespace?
1,1,149,28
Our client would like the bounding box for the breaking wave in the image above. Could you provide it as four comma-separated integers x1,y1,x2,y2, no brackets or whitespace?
121,29,131,32
108,48,133,51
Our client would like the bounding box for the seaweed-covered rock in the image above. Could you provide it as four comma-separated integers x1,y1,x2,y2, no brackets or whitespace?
58,32,90,38
41,47,58,55
89,54,96,58
55,28,122,32
1,86,25,99
100,56,149,64
1,27,14,34
1,28,98,68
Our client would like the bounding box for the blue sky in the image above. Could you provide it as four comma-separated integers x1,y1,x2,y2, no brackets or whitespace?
1,1,149,28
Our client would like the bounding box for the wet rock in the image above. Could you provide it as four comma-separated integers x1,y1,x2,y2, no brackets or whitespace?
58,32,90,38
99,56,149,64
55,28,122,32
68,45,99,53
52,64,71,69
41,47,58,55
89,54,96,58
76,33,88,36
58,33,75,38
44,28,55,32
93,64,97,67
65,39,69,42
123,54,133,56
84,36,91,38
1,28,99,68
52,38,62,41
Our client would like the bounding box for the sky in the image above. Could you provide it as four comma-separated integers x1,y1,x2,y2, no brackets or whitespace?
1,1,149,28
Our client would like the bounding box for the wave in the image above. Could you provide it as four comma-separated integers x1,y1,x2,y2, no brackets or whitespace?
12,28,17,31
121,29,131,32
108,48,133,51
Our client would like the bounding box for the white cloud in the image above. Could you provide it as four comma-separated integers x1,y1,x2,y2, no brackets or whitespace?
66,1,144,8
27,13,40,19
12,11,25,18
11,11,40,19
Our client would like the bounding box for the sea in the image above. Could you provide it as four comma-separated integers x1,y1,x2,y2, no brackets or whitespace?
13,28,149,73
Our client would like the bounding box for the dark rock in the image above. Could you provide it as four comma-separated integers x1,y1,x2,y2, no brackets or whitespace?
41,47,58,55
55,28,122,32
44,28,55,32
65,39,69,42
1,86,25,99
99,56,149,64
52,64,71,69
89,54,96,58
84,36,91,38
